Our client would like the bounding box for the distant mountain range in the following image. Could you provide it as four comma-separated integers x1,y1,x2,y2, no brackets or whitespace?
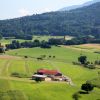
59,0,100,11
0,2,100,38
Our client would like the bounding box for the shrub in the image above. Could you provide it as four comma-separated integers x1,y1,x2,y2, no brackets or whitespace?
34,77,42,83
11,72,29,78
24,56,28,58
72,92,81,100
84,64,96,69
72,62,81,65
81,83,94,93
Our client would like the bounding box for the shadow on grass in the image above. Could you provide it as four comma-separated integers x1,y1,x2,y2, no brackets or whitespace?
79,91,88,94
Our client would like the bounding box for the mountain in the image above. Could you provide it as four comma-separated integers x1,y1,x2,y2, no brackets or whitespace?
59,0,100,11
0,2,100,38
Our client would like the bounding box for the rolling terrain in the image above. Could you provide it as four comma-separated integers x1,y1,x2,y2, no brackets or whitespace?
0,43,100,100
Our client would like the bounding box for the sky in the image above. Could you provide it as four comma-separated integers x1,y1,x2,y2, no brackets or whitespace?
0,0,92,20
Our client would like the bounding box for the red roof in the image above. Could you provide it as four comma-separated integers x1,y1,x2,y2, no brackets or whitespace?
37,69,61,75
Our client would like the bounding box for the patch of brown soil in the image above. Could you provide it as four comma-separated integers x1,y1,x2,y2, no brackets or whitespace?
0,55,21,60
80,44,100,49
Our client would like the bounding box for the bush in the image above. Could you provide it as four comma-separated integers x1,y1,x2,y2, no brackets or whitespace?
11,72,29,78
84,64,96,69
72,62,81,65
34,77,42,83
81,83,94,93
72,92,81,100
95,60,100,65
24,56,28,58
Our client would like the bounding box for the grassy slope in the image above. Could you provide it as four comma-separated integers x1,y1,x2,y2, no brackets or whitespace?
6,46,100,62
0,46,100,100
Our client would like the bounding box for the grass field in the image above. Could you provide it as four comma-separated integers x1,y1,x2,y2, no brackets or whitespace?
33,35,73,41
0,39,29,45
0,44,100,100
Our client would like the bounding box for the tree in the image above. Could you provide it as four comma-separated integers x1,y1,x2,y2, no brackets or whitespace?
49,55,51,58
81,83,94,93
78,55,87,64
0,48,5,53
53,56,55,58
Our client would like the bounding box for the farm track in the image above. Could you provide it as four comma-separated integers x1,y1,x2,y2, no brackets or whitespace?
0,76,33,83
0,60,11,76
0,55,21,60
0,76,69,85
24,59,30,74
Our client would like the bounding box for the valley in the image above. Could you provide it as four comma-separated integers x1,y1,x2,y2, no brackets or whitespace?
0,40,100,100
0,0,100,99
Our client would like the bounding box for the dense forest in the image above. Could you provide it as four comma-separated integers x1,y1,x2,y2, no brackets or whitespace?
0,2,100,38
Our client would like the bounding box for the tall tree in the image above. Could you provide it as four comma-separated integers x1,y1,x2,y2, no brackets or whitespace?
78,55,87,64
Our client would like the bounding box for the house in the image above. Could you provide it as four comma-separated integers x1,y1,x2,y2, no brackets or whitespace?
32,69,71,82
32,74,51,81
37,69,62,77
32,69,63,81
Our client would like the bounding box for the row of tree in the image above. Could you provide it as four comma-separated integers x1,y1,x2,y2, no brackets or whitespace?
2,36,100,52
5,40,51,50
72,55,99,69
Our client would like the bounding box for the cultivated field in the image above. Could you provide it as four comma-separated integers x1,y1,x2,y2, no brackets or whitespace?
72,44,100,52
0,43,100,100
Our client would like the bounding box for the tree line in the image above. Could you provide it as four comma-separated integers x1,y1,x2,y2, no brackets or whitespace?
0,36,100,53
5,40,51,50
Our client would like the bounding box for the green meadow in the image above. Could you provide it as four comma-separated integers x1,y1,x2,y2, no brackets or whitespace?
0,45,100,100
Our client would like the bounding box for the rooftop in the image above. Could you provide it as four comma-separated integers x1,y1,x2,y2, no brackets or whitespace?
37,69,61,75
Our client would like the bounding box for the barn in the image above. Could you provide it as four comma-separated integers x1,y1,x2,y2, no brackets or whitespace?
37,69,62,76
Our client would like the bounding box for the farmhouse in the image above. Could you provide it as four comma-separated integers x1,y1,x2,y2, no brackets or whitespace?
37,69,62,76
32,69,70,82
32,74,52,81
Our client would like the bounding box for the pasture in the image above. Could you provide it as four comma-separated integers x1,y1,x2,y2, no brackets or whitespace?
0,39,29,45
0,45,100,100
33,35,73,41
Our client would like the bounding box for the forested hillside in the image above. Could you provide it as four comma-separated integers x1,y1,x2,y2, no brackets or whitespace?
0,2,100,38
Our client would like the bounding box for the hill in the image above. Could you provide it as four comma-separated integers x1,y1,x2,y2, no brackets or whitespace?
59,0,100,11
0,45,100,100
0,2,100,38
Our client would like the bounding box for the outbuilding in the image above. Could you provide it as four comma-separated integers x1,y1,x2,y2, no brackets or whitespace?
32,74,51,81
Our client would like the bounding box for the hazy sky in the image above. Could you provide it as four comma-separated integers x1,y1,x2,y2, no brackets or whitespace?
0,0,92,19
